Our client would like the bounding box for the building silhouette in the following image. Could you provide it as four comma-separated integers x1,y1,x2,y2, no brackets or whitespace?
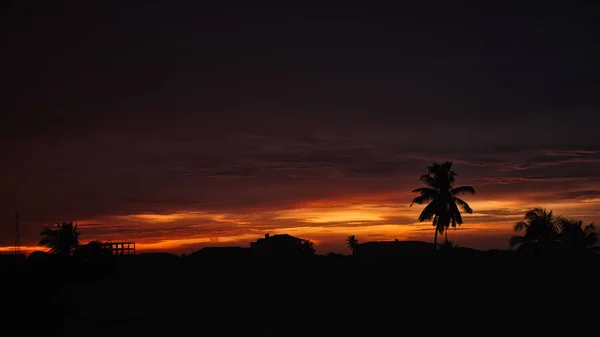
250,234,305,256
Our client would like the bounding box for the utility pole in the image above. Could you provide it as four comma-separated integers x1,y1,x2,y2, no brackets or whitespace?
14,212,20,254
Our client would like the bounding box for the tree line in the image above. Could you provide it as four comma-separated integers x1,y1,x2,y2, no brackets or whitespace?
37,161,598,257
346,161,598,255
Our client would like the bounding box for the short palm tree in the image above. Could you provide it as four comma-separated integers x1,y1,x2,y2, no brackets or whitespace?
410,162,475,249
509,208,559,254
558,219,599,253
38,222,80,256
300,239,315,255
346,235,359,254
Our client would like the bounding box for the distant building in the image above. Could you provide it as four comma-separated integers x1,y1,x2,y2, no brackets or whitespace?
250,234,305,256
354,240,434,258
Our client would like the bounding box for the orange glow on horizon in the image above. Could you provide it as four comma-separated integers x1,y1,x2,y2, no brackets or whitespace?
0,245,47,255
275,206,389,223
4,195,599,255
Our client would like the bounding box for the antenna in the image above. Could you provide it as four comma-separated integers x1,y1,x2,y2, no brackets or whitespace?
14,212,20,254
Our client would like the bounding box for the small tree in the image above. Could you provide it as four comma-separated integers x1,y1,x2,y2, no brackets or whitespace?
346,235,359,255
38,222,80,256
509,208,559,254
558,219,599,253
300,239,316,255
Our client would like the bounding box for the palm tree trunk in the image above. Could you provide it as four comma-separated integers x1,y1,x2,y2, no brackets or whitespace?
433,226,438,250
445,228,448,243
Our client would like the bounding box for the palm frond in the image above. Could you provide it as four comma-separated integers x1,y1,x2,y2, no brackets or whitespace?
453,197,473,213
440,161,453,172
524,207,548,223
38,237,52,247
411,187,438,195
420,174,435,187
437,222,445,234
451,186,476,196
449,202,463,225
411,194,434,206
419,210,435,222
418,203,435,222
37,221,80,256
514,221,529,232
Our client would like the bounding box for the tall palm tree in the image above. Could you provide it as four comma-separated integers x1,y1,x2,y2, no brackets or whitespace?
38,222,80,256
509,208,559,254
558,219,599,253
346,235,359,255
410,162,475,249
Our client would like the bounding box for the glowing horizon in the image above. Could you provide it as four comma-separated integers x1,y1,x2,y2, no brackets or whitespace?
5,193,598,256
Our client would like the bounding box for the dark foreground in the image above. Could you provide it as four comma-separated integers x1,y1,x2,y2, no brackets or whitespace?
4,249,600,336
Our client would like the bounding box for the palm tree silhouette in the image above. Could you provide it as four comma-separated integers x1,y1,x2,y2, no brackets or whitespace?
38,222,80,256
558,219,599,253
300,239,315,255
346,235,359,255
509,208,559,254
410,162,475,249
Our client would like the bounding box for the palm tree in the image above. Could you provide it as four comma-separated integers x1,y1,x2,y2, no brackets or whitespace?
346,235,359,254
410,161,475,249
509,208,559,254
300,239,315,255
558,219,599,253
38,222,80,256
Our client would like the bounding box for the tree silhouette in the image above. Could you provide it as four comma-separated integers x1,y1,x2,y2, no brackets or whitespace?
346,235,359,254
410,162,475,249
38,222,80,256
558,219,599,253
300,239,316,255
509,208,559,254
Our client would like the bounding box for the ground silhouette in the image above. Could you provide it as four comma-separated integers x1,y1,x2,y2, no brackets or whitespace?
4,220,600,336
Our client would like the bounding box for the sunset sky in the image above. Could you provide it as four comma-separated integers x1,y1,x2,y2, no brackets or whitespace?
2,2,599,255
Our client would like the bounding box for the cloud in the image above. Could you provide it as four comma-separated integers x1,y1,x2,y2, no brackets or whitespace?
3,116,600,251
555,190,600,201
541,150,598,157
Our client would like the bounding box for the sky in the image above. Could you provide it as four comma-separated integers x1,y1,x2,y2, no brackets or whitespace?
2,1,600,255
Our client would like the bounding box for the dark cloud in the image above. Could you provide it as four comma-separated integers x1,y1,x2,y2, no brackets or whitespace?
555,190,600,201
